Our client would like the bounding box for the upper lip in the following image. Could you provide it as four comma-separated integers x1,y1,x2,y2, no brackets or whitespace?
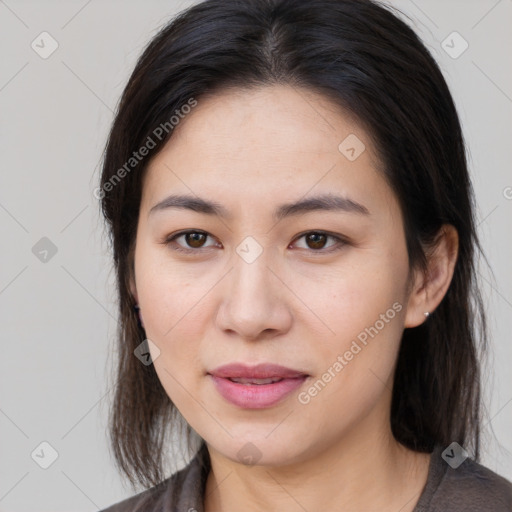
208,363,308,379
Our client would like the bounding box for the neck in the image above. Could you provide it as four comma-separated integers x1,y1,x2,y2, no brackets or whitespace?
203,414,431,512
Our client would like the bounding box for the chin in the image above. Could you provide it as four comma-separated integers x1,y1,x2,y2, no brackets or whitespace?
206,430,311,468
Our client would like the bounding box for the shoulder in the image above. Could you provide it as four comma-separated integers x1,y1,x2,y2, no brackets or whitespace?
99,476,171,512
99,445,209,512
420,447,512,512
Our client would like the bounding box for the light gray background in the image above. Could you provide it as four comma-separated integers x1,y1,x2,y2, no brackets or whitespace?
0,0,511,510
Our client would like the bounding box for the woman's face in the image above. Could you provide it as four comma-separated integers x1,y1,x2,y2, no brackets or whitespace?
131,85,417,466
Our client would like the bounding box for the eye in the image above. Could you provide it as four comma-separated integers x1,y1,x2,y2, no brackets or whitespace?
291,231,346,252
164,230,220,253
163,229,347,254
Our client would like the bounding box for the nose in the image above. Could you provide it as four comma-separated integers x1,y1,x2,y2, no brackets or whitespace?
215,253,293,341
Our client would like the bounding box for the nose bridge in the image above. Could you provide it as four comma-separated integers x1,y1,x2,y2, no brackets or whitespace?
230,247,276,310
216,244,291,339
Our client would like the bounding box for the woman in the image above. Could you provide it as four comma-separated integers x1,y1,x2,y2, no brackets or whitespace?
98,0,512,510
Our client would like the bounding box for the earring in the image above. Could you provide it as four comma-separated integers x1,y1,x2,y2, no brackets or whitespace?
424,311,430,318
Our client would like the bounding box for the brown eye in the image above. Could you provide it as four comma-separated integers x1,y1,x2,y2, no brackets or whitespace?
164,230,218,253
305,232,327,249
292,231,345,253
185,232,207,248
165,230,345,254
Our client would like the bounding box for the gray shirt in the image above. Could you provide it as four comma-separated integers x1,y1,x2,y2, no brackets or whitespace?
101,443,512,511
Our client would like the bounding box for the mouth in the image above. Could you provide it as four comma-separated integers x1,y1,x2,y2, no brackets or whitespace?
207,363,309,409
225,376,287,385
208,362,308,380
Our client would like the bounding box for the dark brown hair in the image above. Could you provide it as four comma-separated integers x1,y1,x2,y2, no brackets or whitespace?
98,0,487,490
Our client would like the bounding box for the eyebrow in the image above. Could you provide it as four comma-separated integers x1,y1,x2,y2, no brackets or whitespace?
148,193,370,221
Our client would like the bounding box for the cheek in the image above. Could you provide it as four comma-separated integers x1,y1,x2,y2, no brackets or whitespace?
135,241,205,332
137,262,207,408
299,256,408,396
305,259,406,339
134,254,210,388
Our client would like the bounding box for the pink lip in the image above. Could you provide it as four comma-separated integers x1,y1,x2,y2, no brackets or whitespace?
209,362,307,379
208,363,309,409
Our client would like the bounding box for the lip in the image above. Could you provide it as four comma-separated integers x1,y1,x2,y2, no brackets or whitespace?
208,363,309,409
208,363,307,379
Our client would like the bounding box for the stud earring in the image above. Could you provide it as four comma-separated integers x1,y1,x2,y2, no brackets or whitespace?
424,311,430,318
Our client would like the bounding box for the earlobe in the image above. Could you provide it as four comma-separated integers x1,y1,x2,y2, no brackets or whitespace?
404,225,459,328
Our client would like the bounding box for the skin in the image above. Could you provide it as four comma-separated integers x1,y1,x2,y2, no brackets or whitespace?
130,85,458,512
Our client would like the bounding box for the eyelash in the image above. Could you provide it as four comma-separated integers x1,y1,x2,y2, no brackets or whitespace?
163,230,348,255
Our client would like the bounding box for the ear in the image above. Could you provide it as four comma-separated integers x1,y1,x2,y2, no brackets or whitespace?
129,274,139,305
128,243,139,304
129,274,145,328
404,224,459,328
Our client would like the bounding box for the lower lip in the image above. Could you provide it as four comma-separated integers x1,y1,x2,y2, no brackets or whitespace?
209,375,308,409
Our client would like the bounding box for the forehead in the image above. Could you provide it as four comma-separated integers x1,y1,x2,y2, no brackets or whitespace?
141,85,391,215
154,85,368,160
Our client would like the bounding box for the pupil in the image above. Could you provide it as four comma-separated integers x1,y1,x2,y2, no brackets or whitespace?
307,233,326,249
186,233,205,248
